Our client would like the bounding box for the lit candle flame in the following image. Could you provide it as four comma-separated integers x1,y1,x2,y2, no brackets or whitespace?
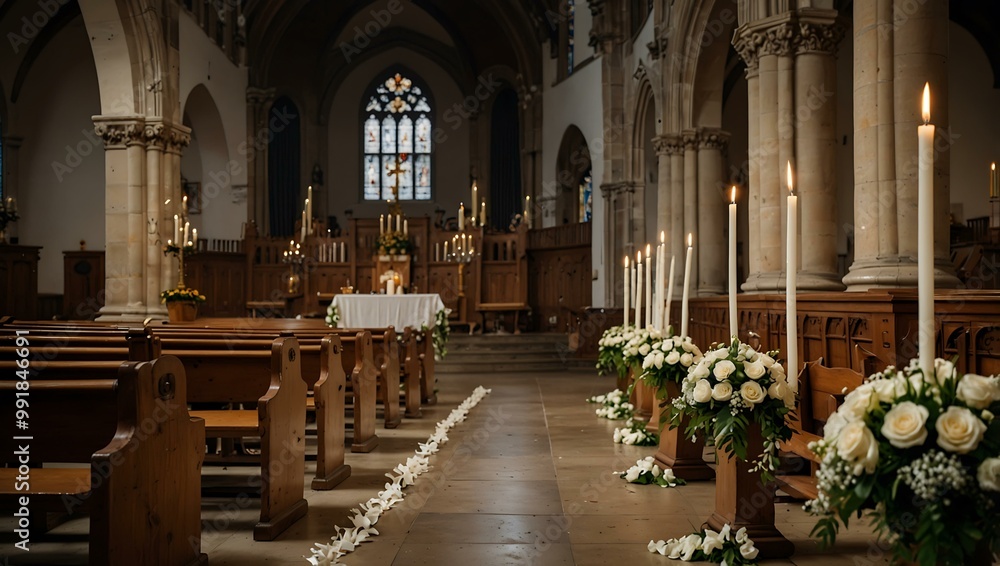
687,233,693,247
624,256,629,267
660,231,665,244
637,250,642,262
786,161,794,195
993,162,996,172
731,186,737,204
645,243,651,256
921,83,930,125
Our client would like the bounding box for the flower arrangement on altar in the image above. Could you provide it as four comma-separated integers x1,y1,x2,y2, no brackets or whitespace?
640,333,702,390
617,457,685,488
376,230,412,255
669,338,796,481
807,358,1000,565
648,524,759,564
160,288,206,304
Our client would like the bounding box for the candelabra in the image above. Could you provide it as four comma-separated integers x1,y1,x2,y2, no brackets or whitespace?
163,197,197,289
282,240,305,294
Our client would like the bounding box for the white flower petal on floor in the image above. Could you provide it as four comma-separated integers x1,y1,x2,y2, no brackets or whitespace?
304,387,491,565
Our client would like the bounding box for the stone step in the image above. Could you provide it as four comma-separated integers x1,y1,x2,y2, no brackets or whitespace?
437,333,592,373
437,360,570,374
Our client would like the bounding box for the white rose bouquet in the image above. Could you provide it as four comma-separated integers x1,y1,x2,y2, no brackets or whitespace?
617,456,685,487
808,358,1000,565
621,326,662,372
597,325,630,378
669,338,796,481
648,524,759,565
640,334,703,391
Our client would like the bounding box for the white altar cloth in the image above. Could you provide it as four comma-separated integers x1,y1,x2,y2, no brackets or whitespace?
331,293,445,329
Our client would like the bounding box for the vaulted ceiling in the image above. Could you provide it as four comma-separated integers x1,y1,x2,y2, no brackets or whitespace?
242,0,557,92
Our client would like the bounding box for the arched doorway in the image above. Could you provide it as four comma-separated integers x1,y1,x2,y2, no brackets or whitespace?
555,125,592,225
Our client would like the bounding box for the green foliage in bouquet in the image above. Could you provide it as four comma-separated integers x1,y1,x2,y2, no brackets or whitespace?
160,288,207,303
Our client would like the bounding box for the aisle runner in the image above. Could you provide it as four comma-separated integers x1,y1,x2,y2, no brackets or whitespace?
305,386,492,565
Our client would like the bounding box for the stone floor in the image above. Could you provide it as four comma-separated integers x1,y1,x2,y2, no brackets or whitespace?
0,369,887,565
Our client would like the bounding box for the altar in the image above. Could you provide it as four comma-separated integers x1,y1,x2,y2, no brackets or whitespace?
331,293,446,329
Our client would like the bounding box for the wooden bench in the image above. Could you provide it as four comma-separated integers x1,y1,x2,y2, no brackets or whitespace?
138,336,310,540
0,356,207,565
776,358,865,500
150,329,380,454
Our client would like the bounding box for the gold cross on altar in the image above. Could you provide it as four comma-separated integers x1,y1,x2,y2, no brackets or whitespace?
385,154,407,215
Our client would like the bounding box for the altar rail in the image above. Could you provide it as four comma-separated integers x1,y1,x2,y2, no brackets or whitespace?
56,219,595,326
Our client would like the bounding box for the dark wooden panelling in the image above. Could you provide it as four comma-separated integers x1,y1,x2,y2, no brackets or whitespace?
0,245,40,319
527,224,592,332
63,250,104,320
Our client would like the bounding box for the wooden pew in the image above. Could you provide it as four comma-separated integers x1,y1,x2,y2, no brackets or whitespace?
418,328,437,405
143,336,309,540
149,323,412,428
776,358,865,500
149,328,382,453
0,356,207,566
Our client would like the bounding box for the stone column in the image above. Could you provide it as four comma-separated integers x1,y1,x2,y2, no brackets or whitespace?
682,130,699,292
796,16,847,290
144,122,167,317
843,0,958,289
94,116,146,321
697,129,730,295
654,137,671,246
742,55,761,292
668,137,685,288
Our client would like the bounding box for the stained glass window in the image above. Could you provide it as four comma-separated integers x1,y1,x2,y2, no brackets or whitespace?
362,72,433,201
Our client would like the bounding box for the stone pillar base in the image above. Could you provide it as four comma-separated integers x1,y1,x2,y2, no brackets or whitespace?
741,271,786,293
843,258,961,292
744,270,848,292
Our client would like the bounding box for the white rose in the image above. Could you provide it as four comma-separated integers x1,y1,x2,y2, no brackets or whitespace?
692,379,713,403
690,362,711,380
740,381,766,405
957,374,1000,410
840,384,876,421
823,411,848,439
712,381,734,402
769,364,786,380
740,540,759,560
680,339,695,353
880,401,929,448
758,353,775,368
713,360,737,380
977,458,1000,492
700,529,725,554
666,351,681,365
651,465,662,478
638,343,651,356
835,421,879,475
680,353,694,367
624,467,641,482
637,457,653,472
744,359,766,380
935,406,987,454
871,379,897,403
934,358,956,384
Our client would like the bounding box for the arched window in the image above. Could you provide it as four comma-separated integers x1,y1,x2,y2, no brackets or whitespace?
267,96,301,237
362,72,433,201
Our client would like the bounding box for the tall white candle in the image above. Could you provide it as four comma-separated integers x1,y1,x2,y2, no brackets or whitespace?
631,255,637,327
525,196,531,228
301,210,307,241
404,219,408,235
459,203,465,230
480,200,487,226
192,228,198,247
624,256,630,328
174,214,179,244
635,250,644,330
387,278,396,295
444,241,449,258
918,83,935,377
680,234,693,339
655,232,665,332
304,198,310,235
183,221,190,245
435,243,440,262
341,242,346,263
307,185,313,233
380,214,385,235
645,244,652,329
786,161,799,384
665,255,676,333
729,186,738,339
472,182,478,224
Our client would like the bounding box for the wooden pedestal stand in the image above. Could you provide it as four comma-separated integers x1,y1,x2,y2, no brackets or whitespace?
646,394,662,435
705,423,794,559
633,377,655,420
653,380,715,481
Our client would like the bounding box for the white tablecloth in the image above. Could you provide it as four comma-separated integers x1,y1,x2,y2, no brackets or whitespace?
331,293,446,329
